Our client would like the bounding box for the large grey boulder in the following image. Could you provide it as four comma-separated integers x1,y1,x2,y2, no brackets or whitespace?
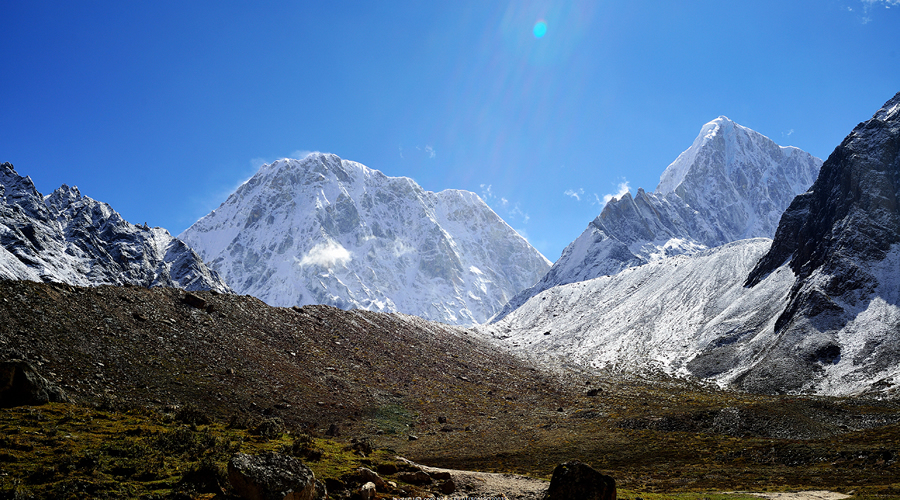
227,452,316,500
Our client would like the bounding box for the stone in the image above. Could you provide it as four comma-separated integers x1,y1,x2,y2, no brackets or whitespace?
355,467,387,491
545,461,615,500
359,482,376,500
182,292,207,309
397,471,432,485
227,452,316,500
439,479,456,494
0,360,70,407
376,463,398,475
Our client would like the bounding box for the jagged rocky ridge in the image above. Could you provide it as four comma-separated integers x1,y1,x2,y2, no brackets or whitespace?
492,118,821,321
0,162,231,292
180,153,550,325
481,93,900,396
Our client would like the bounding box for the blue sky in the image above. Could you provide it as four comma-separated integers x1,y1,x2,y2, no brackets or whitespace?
2,1,898,261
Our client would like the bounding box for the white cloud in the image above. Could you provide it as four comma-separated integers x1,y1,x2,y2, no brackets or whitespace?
601,181,631,205
500,197,508,206
290,150,316,160
425,145,436,158
297,241,352,268
564,188,584,201
480,184,495,201
399,146,404,159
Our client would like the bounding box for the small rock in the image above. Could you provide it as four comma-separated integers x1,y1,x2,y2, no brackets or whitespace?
437,416,447,424
356,467,387,491
325,423,339,437
359,482,376,500
439,479,456,494
397,471,432,485
182,292,207,309
376,463,398,475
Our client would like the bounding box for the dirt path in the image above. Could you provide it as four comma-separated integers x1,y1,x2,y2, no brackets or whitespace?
739,492,851,500
397,458,548,499
397,458,851,500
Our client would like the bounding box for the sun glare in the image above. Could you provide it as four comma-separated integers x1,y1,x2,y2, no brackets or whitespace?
533,20,547,38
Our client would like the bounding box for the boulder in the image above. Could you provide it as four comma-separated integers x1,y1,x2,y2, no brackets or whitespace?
0,360,70,407
228,452,316,500
545,461,615,500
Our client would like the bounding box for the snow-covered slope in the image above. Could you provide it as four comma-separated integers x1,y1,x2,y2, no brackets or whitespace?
480,93,900,397
478,238,793,381
179,153,550,325
492,118,821,321
0,162,231,292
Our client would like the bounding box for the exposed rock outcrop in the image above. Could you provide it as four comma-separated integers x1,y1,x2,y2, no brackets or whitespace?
227,452,317,500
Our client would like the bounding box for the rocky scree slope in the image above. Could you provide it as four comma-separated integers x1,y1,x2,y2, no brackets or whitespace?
493,118,821,321
0,162,230,292
482,93,900,397
180,153,550,325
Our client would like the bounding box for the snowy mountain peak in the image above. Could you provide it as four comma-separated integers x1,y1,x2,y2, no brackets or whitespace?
491,118,821,322
181,154,550,325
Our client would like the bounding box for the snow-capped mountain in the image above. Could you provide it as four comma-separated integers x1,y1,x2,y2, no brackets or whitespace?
0,162,231,292
480,93,900,396
492,117,821,321
179,153,550,325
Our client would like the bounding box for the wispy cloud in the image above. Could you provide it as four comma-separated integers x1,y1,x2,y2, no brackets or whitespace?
601,180,631,205
564,188,584,201
296,241,352,268
480,184,529,224
479,183,494,201
425,145,436,158
290,150,316,160
857,0,899,23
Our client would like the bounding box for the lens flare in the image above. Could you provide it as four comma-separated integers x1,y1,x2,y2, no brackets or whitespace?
533,20,547,38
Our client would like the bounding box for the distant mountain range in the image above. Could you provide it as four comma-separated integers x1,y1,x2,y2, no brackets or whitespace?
179,154,550,325
0,162,230,292
492,117,822,321
481,92,900,396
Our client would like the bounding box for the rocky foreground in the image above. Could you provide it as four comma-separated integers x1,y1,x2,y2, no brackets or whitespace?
2,279,900,498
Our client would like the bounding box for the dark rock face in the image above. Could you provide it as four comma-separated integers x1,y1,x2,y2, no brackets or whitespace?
544,460,615,500
227,452,316,500
742,92,900,393
0,162,231,293
0,359,71,407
